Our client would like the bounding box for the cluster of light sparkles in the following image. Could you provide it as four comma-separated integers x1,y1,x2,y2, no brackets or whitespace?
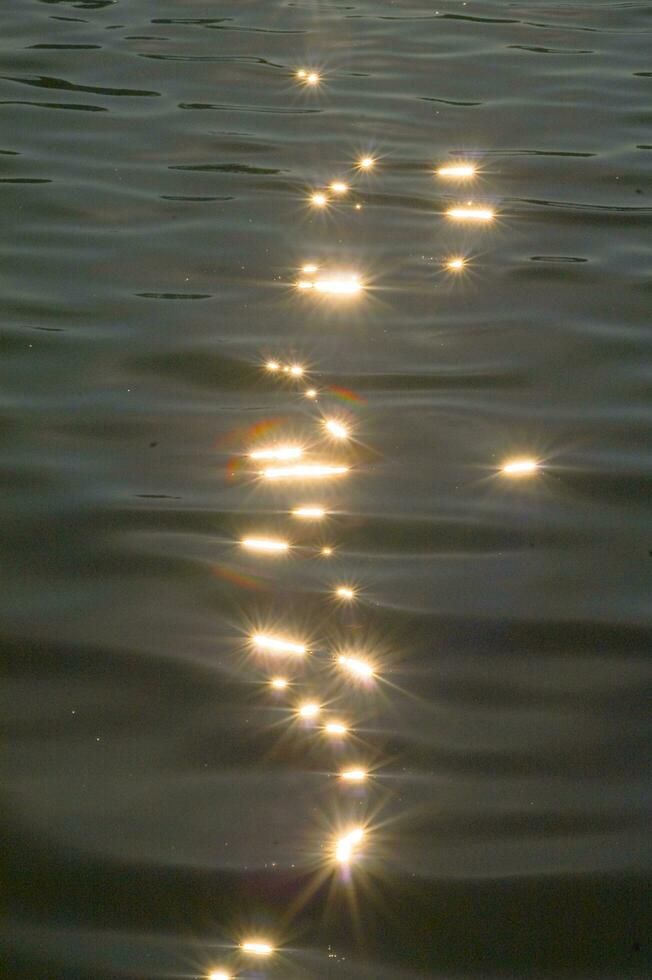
226,65,543,974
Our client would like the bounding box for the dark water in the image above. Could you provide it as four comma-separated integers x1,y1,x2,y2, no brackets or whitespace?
2,1,651,977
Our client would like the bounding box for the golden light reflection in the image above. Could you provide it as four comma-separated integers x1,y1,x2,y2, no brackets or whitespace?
324,721,348,735
340,768,367,782
446,257,466,271
437,163,476,178
501,458,539,476
357,156,375,170
241,941,274,956
310,191,328,208
335,586,355,600
270,677,288,690
292,505,326,519
265,359,280,372
241,537,289,554
252,633,307,656
298,701,320,719
305,388,317,399
321,546,334,556
296,69,320,86
208,971,230,980
335,826,364,864
329,180,349,195
302,263,319,274
314,274,362,296
249,444,303,461
338,654,375,679
262,463,348,480
289,364,304,376
446,205,494,221
323,418,350,440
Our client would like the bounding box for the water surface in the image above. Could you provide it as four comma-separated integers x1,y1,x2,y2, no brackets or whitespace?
2,1,651,977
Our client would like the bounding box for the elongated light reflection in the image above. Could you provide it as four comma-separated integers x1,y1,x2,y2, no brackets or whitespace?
305,388,317,399
241,941,274,956
338,654,375,679
335,827,364,864
358,156,375,170
437,163,476,178
325,721,348,735
252,634,307,656
292,505,326,519
241,537,289,553
324,418,350,439
310,192,328,208
340,768,367,782
298,701,320,719
208,971,230,980
249,445,303,461
335,586,355,600
330,180,349,195
270,677,288,690
446,257,466,271
502,458,539,476
265,360,280,372
446,205,494,221
314,274,362,296
263,463,348,480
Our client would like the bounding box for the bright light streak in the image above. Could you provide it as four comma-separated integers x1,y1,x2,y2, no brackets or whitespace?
324,418,350,440
306,72,320,85
305,388,317,399
338,655,374,679
446,257,466,271
252,634,307,656
340,768,367,782
270,677,288,690
241,941,274,956
208,971,230,980
292,505,326,519
501,458,539,476
249,445,303,461
324,721,348,735
289,364,304,376
265,360,280,372
310,192,328,208
313,274,362,296
296,69,306,79
298,701,320,719
262,463,348,480
330,181,349,195
358,156,375,170
335,827,364,864
298,280,314,289
321,546,333,556
437,163,476,178
302,263,319,273
335,586,355,600
446,205,494,221
241,537,289,554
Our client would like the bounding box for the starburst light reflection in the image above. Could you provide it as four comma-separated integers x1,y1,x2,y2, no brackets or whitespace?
252,634,307,656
